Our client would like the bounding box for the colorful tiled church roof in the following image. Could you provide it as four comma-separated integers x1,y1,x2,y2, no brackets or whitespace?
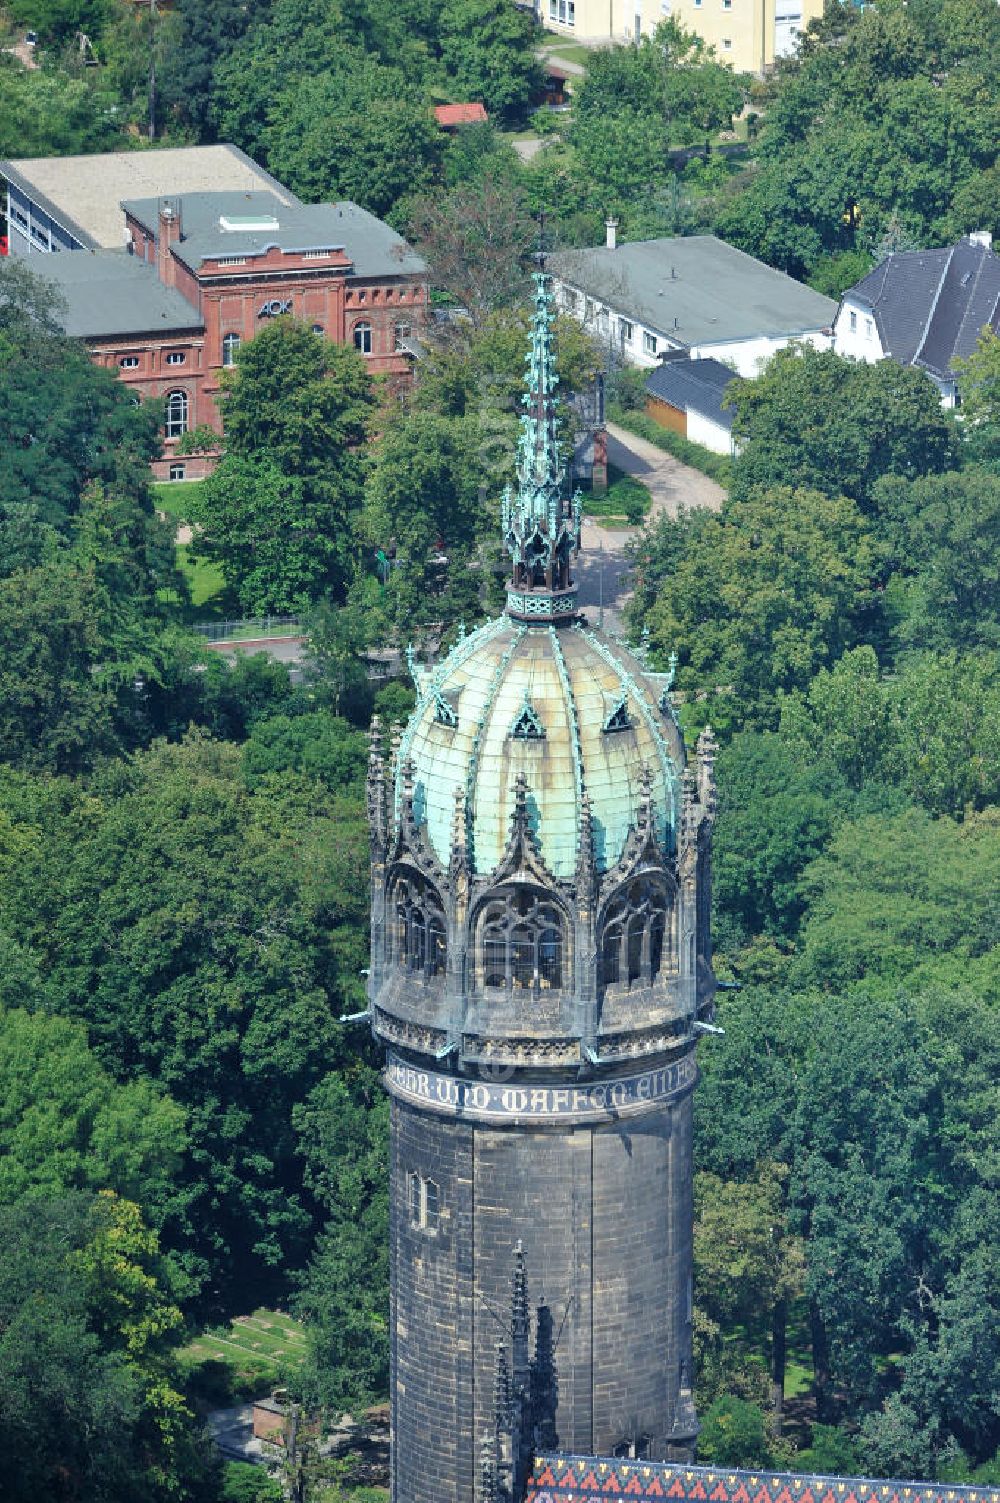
525,1456,999,1503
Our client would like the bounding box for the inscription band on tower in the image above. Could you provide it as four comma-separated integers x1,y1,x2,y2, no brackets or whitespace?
385,1051,697,1126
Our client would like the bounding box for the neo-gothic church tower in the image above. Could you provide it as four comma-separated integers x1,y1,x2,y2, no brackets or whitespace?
367,273,717,1503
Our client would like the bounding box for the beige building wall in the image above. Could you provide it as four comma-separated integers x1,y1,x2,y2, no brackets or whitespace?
538,0,823,74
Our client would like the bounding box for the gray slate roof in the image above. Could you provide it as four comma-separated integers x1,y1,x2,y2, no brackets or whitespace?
645,357,736,428
123,191,426,279
1,144,294,250
846,237,1000,378
21,248,203,339
550,235,836,345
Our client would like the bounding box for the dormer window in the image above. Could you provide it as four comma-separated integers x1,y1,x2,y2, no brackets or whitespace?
510,695,545,740
602,694,631,733
433,690,458,727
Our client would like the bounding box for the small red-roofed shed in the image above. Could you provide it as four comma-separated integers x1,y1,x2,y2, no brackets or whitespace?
434,102,489,129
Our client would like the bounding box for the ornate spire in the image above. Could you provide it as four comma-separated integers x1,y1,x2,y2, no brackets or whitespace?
502,272,582,624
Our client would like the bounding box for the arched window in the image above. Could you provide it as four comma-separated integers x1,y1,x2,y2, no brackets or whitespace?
353,321,372,354
480,889,565,994
600,877,670,991
164,389,188,438
221,332,241,367
390,872,446,979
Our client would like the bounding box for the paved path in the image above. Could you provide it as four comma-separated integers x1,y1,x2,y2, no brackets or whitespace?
575,423,726,636
538,42,587,76
605,420,726,521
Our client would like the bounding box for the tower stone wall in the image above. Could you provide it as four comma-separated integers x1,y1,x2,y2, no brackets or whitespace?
389,1079,698,1503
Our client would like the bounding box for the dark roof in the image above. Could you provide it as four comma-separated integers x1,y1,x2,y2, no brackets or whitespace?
549,236,836,346
525,1455,1000,1503
122,190,425,280
645,357,736,428
845,237,1000,378
19,248,203,339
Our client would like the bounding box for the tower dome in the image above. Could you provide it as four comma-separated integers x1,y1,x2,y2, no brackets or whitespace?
398,618,684,882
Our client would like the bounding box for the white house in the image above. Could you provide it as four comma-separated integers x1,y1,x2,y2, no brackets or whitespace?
549,228,836,378
833,232,1000,408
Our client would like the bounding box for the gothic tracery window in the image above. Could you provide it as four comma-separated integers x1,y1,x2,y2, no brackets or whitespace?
600,876,670,990
390,872,446,979
480,889,565,994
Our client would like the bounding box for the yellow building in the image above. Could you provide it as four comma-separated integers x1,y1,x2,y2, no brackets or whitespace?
535,0,824,75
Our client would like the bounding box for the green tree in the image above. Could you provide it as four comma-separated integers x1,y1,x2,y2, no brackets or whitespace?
795,805,1000,992
695,1163,805,1423
715,0,1000,276
0,258,168,578
0,1005,186,1223
157,0,273,139
292,1068,390,1411
0,1193,218,1503
436,0,541,123
875,468,1000,651
362,409,486,631
263,69,441,218
633,486,878,723
0,52,123,156
727,346,958,512
193,321,374,612
952,327,1000,466
0,733,371,1308
712,731,847,949
697,1396,775,1467
779,648,1000,817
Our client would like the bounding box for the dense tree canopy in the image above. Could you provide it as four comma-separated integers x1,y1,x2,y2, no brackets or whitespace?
192,321,375,613
715,0,1000,277
726,347,958,512
0,732,370,1308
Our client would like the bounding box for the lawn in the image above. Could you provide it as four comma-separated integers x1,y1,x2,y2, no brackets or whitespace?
153,478,205,525
582,464,651,523
176,543,228,615
179,1308,308,1404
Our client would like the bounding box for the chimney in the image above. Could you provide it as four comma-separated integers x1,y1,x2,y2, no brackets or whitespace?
156,197,182,288
605,217,619,251
969,229,993,251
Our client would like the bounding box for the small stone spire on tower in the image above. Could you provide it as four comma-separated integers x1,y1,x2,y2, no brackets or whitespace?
479,1432,499,1503
366,714,387,856
696,725,718,820
575,786,596,907
449,783,469,883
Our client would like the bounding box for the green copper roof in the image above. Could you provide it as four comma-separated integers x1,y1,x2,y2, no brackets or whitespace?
397,618,684,879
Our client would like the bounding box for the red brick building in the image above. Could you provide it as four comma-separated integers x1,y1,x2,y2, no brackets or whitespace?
3,151,427,480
